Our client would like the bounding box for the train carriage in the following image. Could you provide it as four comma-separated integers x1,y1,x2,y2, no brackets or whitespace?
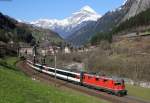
27,60,80,83
26,60,127,96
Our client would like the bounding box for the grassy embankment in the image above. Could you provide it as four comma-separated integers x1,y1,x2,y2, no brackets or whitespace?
0,57,150,102
126,84,150,101
0,57,109,103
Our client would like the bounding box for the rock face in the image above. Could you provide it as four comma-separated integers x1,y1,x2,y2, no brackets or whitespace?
94,0,134,33
66,21,96,46
123,0,150,21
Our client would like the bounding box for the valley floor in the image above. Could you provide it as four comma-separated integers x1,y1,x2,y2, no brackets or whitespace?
0,57,150,103
126,84,150,101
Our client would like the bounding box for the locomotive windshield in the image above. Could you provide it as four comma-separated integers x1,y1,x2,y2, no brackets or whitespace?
115,79,124,85
115,82,122,85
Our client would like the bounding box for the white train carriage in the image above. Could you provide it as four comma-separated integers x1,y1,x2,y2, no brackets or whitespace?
27,60,80,83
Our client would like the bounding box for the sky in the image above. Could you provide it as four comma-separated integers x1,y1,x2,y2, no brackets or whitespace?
0,0,125,22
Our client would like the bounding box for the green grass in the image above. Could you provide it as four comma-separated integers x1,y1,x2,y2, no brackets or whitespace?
0,57,19,71
4,57,19,65
0,57,109,103
126,84,150,101
143,31,150,35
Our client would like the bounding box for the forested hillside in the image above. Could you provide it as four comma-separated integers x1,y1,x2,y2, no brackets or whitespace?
0,12,34,43
90,8,150,45
113,8,150,34
0,12,64,57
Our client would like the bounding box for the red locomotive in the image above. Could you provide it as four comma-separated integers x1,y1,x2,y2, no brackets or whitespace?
81,73,127,96
27,60,127,96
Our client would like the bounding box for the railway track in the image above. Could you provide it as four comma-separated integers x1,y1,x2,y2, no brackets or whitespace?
17,60,150,103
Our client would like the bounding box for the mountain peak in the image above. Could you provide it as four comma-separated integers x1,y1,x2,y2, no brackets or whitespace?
80,5,97,14
31,5,101,38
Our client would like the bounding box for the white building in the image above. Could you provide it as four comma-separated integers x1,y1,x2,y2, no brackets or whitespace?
20,47,33,55
64,46,71,54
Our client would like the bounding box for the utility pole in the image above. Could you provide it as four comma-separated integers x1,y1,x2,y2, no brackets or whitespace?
18,47,20,57
33,46,35,64
53,46,57,86
33,42,39,79
85,48,89,71
54,54,57,80
33,44,37,64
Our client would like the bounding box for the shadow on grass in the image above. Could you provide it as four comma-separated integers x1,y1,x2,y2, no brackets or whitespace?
0,58,20,71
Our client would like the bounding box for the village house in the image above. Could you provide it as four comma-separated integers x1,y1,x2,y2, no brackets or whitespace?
64,46,71,54
19,47,33,56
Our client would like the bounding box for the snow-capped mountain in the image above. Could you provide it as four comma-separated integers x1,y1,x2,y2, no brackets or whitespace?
31,5,101,38
67,0,150,46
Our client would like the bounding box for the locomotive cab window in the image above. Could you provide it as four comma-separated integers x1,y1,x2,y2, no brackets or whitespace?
95,78,99,81
115,83,121,85
83,76,85,79
88,76,92,79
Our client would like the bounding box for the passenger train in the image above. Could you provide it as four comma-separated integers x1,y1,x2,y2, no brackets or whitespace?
27,60,127,96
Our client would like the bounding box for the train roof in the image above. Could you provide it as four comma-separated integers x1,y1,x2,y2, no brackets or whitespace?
84,73,123,81
38,64,80,75
27,60,80,75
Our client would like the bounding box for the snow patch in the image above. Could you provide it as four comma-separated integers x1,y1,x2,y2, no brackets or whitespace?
123,0,128,6
80,5,97,14
30,5,101,38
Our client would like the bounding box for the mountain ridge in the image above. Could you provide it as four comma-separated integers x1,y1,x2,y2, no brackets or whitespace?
122,0,150,21
0,12,63,45
31,5,101,38
67,0,150,46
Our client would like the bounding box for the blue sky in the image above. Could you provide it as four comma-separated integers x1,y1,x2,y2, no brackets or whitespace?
0,0,125,22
